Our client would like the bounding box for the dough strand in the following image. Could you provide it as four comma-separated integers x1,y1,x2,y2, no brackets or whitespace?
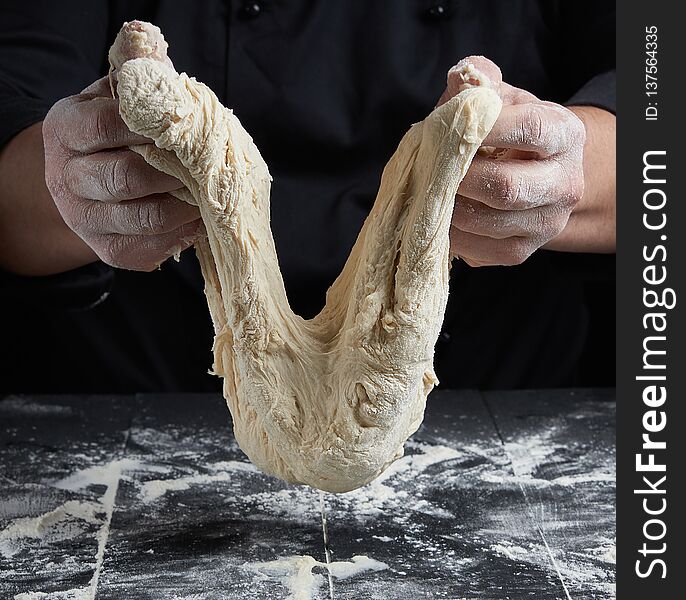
109,21,501,492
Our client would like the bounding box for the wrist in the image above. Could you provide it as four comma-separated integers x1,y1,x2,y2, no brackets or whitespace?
0,122,98,276
545,106,616,253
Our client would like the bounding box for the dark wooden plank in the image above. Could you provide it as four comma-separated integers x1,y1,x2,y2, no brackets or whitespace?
0,391,615,599
99,391,568,599
323,389,569,600
98,393,328,600
483,388,616,599
0,394,135,599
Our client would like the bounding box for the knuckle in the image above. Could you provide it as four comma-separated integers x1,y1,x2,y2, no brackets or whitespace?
534,209,550,238
550,160,583,209
522,108,546,145
553,109,586,155
76,200,97,230
41,118,58,150
453,200,479,229
500,171,528,205
534,208,562,240
44,161,64,197
43,98,76,153
559,165,584,208
566,111,587,145
103,156,134,199
58,160,78,197
93,107,114,144
42,99,66,140
569,172,585,204
65,200,94,234
59,203,79,232
138,201,166,234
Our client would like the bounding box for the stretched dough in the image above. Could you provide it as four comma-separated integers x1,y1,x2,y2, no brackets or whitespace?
109,22,501,492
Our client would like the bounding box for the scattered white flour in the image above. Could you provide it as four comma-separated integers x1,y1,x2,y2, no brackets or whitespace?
503,432,561,478
139,460,259,503
381,443,463,479
239,441,462,523
588,539,616,564
469,427,616,597
490,542,531,561
244,554,388,600
0,500,101,558
334,441,460,519
480,471,551,487
550,472,615,486
603,545,617,564
54,458,163,492
477,429,615,491
481,469,615,489
9,457,150,599
2,416,614,598
0,396,74,417
14,588,91,600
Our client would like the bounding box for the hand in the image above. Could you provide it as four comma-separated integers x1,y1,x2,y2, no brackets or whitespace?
42,77,202,271
440,57,586,266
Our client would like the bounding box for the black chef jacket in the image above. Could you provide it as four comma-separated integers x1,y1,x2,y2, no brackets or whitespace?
0,1,616,393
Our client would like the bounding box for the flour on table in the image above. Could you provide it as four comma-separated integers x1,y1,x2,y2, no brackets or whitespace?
244,554,388,600
0,500,101,558
14,589,91,600
139,460,259,502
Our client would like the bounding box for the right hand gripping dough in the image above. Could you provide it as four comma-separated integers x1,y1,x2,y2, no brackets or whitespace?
111,21,501,492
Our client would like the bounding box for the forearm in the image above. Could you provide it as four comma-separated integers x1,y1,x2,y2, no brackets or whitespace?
0,122,97,275
545,106,616,253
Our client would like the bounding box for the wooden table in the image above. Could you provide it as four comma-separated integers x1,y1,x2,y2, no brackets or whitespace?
0,390,615,599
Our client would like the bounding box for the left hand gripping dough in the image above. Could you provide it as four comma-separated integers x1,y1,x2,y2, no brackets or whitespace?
110,21,501,492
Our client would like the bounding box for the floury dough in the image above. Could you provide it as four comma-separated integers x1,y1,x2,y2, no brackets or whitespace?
109,21,501,492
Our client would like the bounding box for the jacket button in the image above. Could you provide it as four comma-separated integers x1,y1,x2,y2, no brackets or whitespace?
426,3,450,20
241,1,263,19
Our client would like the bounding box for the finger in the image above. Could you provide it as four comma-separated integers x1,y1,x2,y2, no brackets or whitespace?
437,55,540,108
109,21,174,71
458,154,567,210
80,76,112,98
107,196,200,235
437,55,503,107
496,81,539,105
94,221,203,272
66,150,184,202
482,103,582,157
59,96,151,152
73,194,200,235
448,56,503,93
452,196,566,241
449,227,535,267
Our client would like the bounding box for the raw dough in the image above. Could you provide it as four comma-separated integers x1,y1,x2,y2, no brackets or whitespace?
109,22,501,492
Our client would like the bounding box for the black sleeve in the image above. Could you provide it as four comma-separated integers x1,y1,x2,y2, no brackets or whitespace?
557,0,616,114
0,262,114,312
0,1,110,148
0,2,113,306
566,70,616,114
